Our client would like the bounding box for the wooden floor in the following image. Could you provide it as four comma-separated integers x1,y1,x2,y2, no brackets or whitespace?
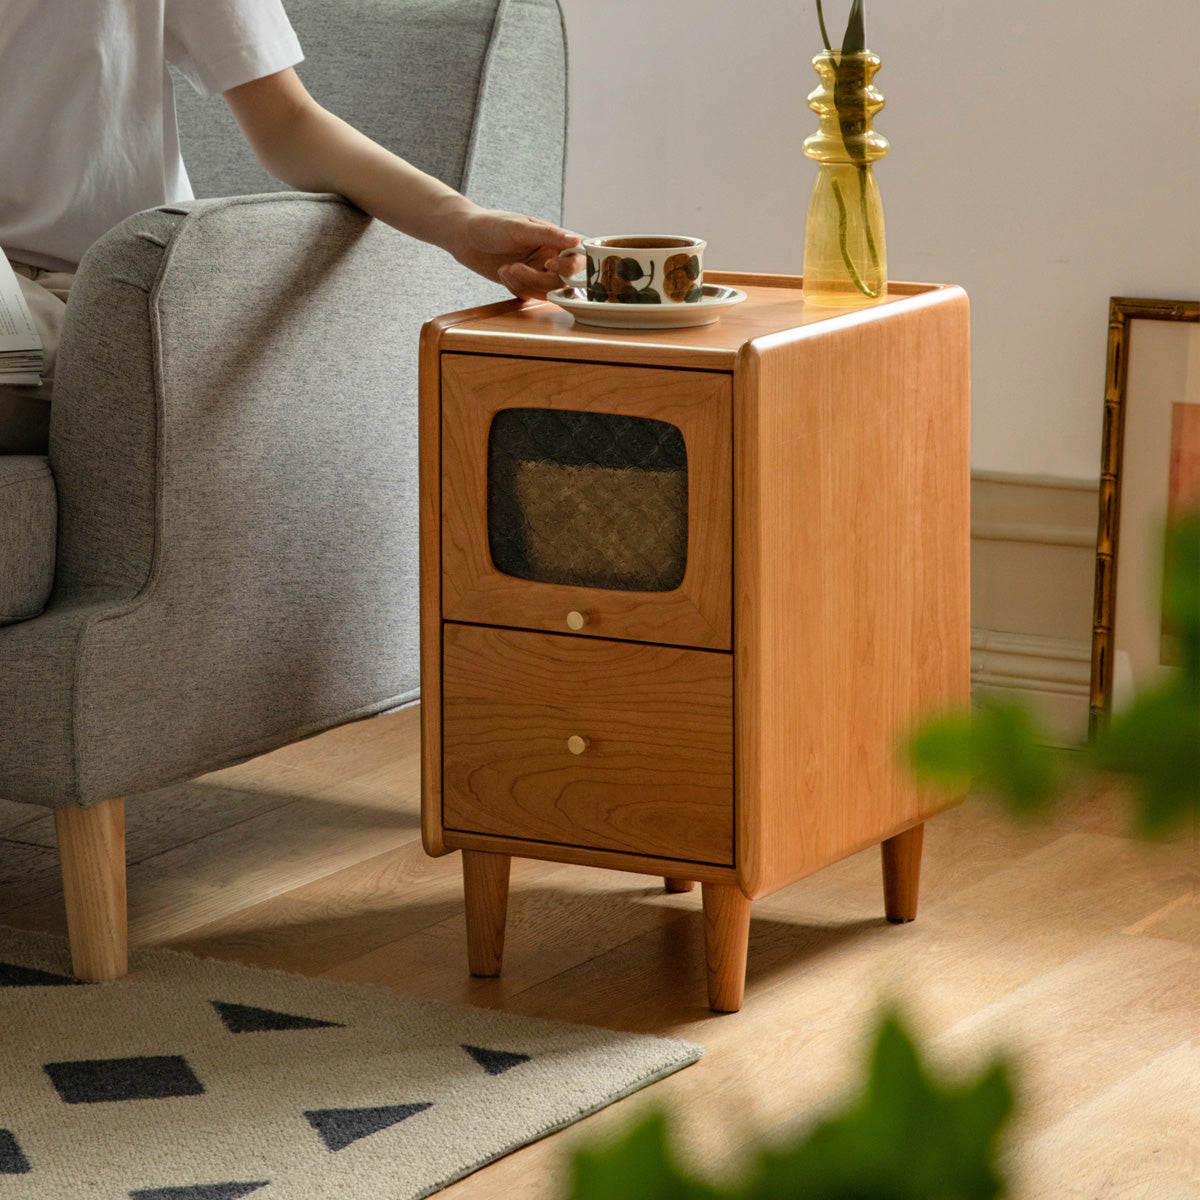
2,707,1197,1198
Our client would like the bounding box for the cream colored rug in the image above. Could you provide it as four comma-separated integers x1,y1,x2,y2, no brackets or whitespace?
0,927,700,1199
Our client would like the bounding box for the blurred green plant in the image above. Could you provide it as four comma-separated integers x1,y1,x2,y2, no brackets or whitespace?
563,514,1196,1200
910,512,1200,838
565,1013,1015,1200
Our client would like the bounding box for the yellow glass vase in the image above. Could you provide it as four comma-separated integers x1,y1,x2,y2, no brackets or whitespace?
802,50,888,307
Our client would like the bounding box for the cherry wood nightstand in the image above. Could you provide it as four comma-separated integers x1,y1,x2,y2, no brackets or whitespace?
419,272,970,1011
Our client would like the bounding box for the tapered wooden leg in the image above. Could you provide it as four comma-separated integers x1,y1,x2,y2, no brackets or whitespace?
701,882,752,1013
54,797,128,981
663,878,695,893
462,850,511,976
882,823,924,924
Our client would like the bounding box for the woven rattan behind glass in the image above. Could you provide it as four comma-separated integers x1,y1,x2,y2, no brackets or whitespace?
487,408,688,592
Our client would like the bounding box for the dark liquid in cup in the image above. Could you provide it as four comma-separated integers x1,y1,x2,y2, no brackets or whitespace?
595,237,698,249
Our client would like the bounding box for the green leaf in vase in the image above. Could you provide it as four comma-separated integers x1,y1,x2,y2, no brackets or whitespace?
842,0,866,54
814,0,865,54
816,0,833,51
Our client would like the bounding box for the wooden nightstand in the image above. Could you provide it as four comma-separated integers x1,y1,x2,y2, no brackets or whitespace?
419,272,970,1012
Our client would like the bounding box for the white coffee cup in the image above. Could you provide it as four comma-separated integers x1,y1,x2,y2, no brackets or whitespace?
561,234,706,306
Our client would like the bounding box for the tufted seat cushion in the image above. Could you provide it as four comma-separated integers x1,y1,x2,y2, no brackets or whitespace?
0,456,56,624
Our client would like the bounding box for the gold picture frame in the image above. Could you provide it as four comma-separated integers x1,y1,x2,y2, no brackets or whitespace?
1090,296,1200,737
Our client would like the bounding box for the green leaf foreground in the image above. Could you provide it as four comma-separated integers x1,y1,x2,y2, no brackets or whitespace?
565,1014,1015,1200
908,513,1200,837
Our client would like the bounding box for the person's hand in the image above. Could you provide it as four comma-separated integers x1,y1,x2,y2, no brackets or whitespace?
451,209,583,300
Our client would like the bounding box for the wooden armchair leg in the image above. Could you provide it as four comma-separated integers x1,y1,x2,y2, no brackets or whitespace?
462,850,510,977
881,822,924,924
53,796,128,981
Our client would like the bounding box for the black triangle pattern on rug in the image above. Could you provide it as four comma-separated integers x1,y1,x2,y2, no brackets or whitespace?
44,1056,206,1104
0,1129,30,1174
210,1000,345,1034
304,1103,433,1152
0,960,84,987
462,1043,532,1076
128,1182,269,1199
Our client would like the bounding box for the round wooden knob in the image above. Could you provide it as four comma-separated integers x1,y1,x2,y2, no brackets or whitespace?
567,735,589,755
566,610,587,631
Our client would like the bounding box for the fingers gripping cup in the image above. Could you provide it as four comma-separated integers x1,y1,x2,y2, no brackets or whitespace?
565,235,706,305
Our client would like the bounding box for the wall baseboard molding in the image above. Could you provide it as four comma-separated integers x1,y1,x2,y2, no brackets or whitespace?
970,471,1099,746
971,521,1095,549
971,629,1091,745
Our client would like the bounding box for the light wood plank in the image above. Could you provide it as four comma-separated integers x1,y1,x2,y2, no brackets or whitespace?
248,705,420,782
929,935,1200,1130
1013,1041,1200,1199
162,839,465,973
0,797,49,837
325,859,702,1004
1125,892,1200,945
0,838,70,916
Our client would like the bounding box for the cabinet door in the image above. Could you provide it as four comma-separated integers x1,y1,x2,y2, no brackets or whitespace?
441,623,734,865
440,354,733,649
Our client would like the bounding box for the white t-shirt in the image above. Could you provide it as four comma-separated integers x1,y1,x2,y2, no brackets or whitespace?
0,0,303,271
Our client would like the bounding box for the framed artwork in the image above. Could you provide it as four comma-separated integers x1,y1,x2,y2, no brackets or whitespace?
1091,296,1200,736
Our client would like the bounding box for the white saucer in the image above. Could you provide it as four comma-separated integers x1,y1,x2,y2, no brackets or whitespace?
546,284,747,329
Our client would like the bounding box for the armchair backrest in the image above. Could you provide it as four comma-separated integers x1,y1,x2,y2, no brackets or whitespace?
173,0,567,221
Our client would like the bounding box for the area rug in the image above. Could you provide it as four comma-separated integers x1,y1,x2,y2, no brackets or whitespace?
0,926,700,1199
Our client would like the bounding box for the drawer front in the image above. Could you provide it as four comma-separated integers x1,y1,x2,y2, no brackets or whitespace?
440,354,733,649
442,623,734,865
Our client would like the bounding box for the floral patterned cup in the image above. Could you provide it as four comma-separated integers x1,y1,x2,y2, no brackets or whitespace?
564,235,706,305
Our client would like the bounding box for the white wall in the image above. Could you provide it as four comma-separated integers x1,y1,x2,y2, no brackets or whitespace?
556,0,1200,480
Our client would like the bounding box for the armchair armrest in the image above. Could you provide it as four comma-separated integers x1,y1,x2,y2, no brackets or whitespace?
0,194,501,806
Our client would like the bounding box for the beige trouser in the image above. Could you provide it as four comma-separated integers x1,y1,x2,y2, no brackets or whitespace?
1,262,76,453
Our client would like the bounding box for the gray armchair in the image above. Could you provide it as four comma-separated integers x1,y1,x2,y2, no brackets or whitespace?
0,0,567,980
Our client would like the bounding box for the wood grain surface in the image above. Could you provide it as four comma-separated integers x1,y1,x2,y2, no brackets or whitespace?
731,284,971,897
440,623,734,865
439,354,733,649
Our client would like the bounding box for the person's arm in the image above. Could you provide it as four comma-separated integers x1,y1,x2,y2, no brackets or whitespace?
222,67,579,300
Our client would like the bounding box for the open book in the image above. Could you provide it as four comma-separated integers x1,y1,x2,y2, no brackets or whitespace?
0,251,44,386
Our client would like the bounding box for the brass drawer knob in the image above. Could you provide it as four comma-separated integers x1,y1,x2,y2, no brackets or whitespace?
566,610,588,631
567,735,589,755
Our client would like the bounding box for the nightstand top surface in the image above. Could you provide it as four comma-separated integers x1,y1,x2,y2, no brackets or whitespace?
436,274,958,370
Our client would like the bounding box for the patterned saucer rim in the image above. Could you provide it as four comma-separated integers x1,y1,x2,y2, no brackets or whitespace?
545,284,747,329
